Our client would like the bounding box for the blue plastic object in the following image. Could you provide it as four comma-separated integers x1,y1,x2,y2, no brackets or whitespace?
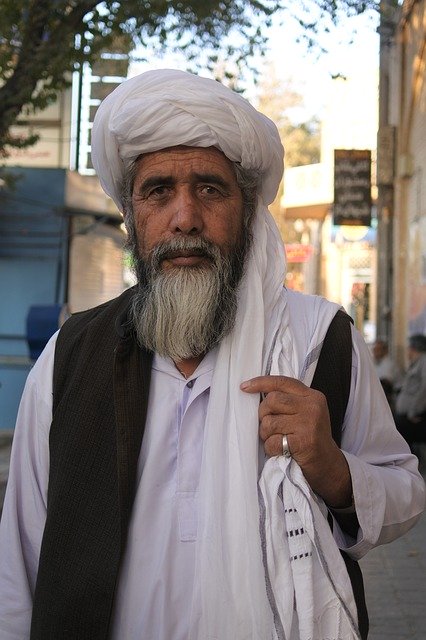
26,304,62,360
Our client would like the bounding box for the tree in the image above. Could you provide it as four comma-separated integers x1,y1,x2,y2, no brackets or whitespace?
282,122,321,167
0,0,380,156
257,68,321,168
255,65,321,228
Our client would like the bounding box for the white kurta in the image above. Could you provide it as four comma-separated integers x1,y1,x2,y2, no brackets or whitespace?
111,349,217,639
0,313,424,639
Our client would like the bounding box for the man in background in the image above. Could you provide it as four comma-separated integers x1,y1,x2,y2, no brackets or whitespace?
372,338,401,407
395,334,426,451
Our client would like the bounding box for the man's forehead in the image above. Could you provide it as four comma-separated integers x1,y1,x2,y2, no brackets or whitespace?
137,145,230,164
134,145,236,178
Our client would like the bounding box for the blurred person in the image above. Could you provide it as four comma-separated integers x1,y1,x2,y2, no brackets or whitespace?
395,334,426,450
0,70,424,640
372,338,401,407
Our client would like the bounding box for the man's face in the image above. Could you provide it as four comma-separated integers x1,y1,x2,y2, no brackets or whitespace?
408,346,420,364
131,146,244,265
373,341,387,361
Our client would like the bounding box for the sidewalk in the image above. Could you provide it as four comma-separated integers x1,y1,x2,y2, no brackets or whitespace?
360,448,426,639
360,498,426,639
0,433,425,638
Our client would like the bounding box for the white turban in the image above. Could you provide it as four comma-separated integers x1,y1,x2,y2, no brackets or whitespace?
92,70,359,639
91,68,284,210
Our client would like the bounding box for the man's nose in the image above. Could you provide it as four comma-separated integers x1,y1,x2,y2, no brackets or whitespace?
169,189,203,235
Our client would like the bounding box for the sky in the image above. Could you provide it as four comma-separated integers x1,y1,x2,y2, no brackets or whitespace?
128,6,380,124
259,9,380,118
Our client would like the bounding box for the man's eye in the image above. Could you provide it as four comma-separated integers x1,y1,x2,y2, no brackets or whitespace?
200,185,221,196
147,185,170,198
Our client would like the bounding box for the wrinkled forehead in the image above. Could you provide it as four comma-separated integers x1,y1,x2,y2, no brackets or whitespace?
134,145,237,174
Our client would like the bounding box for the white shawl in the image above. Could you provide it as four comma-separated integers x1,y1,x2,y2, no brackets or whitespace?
91,69,360,639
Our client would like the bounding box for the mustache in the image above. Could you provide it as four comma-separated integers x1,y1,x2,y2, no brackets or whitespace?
148,237,220,270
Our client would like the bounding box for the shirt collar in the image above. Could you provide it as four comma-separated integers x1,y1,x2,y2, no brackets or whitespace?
152,348,218,382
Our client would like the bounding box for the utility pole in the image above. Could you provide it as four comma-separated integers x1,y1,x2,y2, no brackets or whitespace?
376,0,399,341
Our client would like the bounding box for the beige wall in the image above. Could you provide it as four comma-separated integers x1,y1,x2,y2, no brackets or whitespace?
3,87,73,169
391,0,426,366
68,220,126,313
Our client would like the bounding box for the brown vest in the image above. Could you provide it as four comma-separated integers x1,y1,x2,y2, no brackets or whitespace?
31,288,153,639
30,290,367,639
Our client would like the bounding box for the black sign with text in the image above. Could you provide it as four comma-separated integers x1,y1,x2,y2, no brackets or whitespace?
333,149,372,226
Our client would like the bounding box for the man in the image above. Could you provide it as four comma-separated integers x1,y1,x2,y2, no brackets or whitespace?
0,69,424,640
372,338,401,405
395,334,426,449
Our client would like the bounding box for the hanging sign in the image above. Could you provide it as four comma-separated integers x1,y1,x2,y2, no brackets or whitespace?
333,149,372,226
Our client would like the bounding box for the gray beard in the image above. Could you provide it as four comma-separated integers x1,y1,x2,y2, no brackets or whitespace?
130,236,247,361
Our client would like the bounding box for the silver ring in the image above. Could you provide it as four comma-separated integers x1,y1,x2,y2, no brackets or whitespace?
282,434,291,458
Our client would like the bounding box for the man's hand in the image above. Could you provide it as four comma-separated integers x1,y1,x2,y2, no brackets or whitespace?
240,375,353,509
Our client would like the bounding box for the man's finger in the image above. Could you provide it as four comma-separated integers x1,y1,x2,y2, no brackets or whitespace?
263,433,291,458
259,392,299,420
240,375,308,396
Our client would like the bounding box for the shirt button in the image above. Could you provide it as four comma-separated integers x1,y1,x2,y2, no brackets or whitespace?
186,380,194,388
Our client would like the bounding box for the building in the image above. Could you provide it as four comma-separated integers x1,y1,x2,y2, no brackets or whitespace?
379,0,426,367
0,54,129,429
